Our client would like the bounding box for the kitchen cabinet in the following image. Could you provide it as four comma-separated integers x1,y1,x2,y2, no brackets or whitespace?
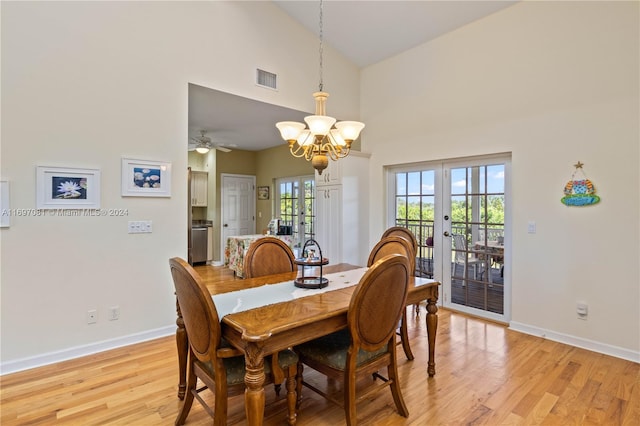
314,153,369,266
315,159,341,186
191,171,208,207
315,185,343,263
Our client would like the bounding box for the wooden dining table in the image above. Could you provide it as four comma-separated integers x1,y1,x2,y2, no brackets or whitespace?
175,263,440,426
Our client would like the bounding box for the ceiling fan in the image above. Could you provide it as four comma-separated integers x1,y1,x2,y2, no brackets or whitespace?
188,130,232,154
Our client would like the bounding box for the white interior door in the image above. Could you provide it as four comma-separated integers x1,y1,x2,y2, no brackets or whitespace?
221,174,255,259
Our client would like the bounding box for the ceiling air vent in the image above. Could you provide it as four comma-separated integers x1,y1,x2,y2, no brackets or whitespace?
256,68,277,90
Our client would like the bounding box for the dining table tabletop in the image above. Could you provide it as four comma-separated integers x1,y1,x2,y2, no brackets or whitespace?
175,263,440,426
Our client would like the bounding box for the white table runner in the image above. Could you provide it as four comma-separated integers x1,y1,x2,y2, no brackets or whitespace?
213,267,369,319
213,268,437,319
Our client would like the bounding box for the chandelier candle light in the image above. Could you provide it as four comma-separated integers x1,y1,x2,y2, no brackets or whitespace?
275,0,364,174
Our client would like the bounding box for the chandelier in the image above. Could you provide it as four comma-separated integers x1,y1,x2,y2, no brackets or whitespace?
275,0,364,174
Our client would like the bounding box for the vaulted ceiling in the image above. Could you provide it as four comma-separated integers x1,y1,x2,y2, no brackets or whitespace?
188,1,518,152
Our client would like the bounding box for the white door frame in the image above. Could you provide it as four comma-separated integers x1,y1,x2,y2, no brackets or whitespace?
386,153,511,323
220,173,256,262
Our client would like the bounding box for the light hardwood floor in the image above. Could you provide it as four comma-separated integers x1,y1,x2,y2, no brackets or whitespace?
2,266,638,425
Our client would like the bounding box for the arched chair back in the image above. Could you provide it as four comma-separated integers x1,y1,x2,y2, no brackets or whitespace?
170,258,222,366
367,235,416,360
169,257,299,425
295,254,410,425
368,235,415,273
243,237,296,279
381,226,418,258
350,254,410,353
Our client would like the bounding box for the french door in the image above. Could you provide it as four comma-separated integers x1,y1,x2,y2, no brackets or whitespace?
388,155,510,322
275,176,315,254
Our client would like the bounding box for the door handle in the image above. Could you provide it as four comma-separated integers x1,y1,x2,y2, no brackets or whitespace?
443,231,450,237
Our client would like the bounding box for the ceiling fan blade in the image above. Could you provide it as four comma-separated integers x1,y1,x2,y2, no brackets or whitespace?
215,146,232,153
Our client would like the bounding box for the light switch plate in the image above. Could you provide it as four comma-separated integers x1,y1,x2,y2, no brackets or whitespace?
527,221,536,234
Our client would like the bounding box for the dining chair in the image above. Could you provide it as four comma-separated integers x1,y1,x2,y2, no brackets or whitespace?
294,254,410,426
452,234,484,280
381,226,422,311
169,257,299,426
367,235,416,360
381,226,418,266
243,236,296,279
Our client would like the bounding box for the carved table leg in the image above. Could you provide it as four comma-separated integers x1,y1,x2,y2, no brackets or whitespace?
244,342,266,426
176,297,189,400
426,293,439,377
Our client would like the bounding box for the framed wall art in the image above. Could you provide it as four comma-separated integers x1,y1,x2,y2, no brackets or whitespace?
36,166,101,209
121,158,171,197
258,186,270,200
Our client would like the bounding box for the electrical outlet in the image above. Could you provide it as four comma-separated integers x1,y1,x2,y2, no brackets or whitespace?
87,309,98,324
108,306,120,321
576,302,588,320
128,221,139,233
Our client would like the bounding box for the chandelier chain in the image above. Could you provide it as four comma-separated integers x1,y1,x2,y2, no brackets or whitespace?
274,0,364,174
318,0,324,92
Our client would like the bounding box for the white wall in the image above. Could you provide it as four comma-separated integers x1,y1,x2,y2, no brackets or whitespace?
362,1,639,360
0,1,360,371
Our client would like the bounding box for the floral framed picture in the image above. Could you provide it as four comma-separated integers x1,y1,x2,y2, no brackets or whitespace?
36,166,101,209
258,186,269,200
121,158,171,197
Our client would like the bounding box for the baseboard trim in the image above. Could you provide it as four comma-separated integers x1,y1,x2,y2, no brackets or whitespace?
4,321,636,376
509,321,639,363
0,325,175,375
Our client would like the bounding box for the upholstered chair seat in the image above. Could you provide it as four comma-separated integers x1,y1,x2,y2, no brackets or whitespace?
295,329,388,371
204,348,299,387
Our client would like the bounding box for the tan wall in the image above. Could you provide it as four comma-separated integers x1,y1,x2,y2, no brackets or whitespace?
255,144,316,233
209,145,315,260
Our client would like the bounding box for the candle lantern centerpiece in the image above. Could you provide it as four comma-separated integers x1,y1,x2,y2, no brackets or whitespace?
294,239,329,289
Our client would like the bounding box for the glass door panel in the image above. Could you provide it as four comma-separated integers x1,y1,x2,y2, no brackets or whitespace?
393,169,436,278
446,163,505,317
276,176,315,254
